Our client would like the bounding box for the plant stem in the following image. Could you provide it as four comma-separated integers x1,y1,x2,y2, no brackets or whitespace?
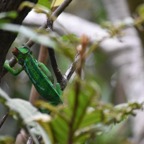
48,0,73,29
0,112,8,128
48,47,67,90
67,35,88,144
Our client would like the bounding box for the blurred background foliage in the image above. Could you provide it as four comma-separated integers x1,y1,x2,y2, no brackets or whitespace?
0,0,143,144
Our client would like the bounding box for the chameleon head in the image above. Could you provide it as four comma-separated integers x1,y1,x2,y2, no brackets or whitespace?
12,46,31,65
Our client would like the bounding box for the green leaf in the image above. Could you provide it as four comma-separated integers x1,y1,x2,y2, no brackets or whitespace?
35,124,52,144
6,99,50,124
38,0,51,8
0,23,77,60
37,121,54,143
137,4,144,18
5,98,52,143
63,79,99,128
35,100,68,143
0,11,17,26
19,1,51,16
79,110,103,128
50,117,69,144
0,11,17,20
51,0,64,8
48,79,100,143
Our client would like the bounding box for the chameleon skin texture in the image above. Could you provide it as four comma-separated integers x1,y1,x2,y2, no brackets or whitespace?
15,47,62,105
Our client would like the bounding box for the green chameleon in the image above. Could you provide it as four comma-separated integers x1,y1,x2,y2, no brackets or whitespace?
4,46,62,105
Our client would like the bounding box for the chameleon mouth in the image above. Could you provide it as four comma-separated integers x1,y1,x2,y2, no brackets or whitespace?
12,48,19,56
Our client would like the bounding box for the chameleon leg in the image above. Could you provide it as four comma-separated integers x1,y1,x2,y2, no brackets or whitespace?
38,62,54,83
4,60,23,76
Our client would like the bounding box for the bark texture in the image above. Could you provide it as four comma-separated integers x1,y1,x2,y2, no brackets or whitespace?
0,0,37,77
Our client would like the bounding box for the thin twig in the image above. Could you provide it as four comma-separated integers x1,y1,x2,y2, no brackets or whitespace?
48,0,73,29
68,77,81,144
26,135,42,144
47,0,72,90
52,0,73,18
46,0,73,89
68,35,88,144
26,125,39,144
48,48,67,90
65,54,79,81
0,112,8,128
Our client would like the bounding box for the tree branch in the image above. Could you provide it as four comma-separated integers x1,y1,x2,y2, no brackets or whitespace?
48,0,73,29
65,54,79,81
47,0,73,89
52,0,73,18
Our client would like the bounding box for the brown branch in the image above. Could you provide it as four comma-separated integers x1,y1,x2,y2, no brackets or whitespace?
48,0,73,29
46,0,74,89
52,0,73,18
48,48,67,90
65,54,79,81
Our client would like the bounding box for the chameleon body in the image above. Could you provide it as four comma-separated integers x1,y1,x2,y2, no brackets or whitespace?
4,46,62,105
